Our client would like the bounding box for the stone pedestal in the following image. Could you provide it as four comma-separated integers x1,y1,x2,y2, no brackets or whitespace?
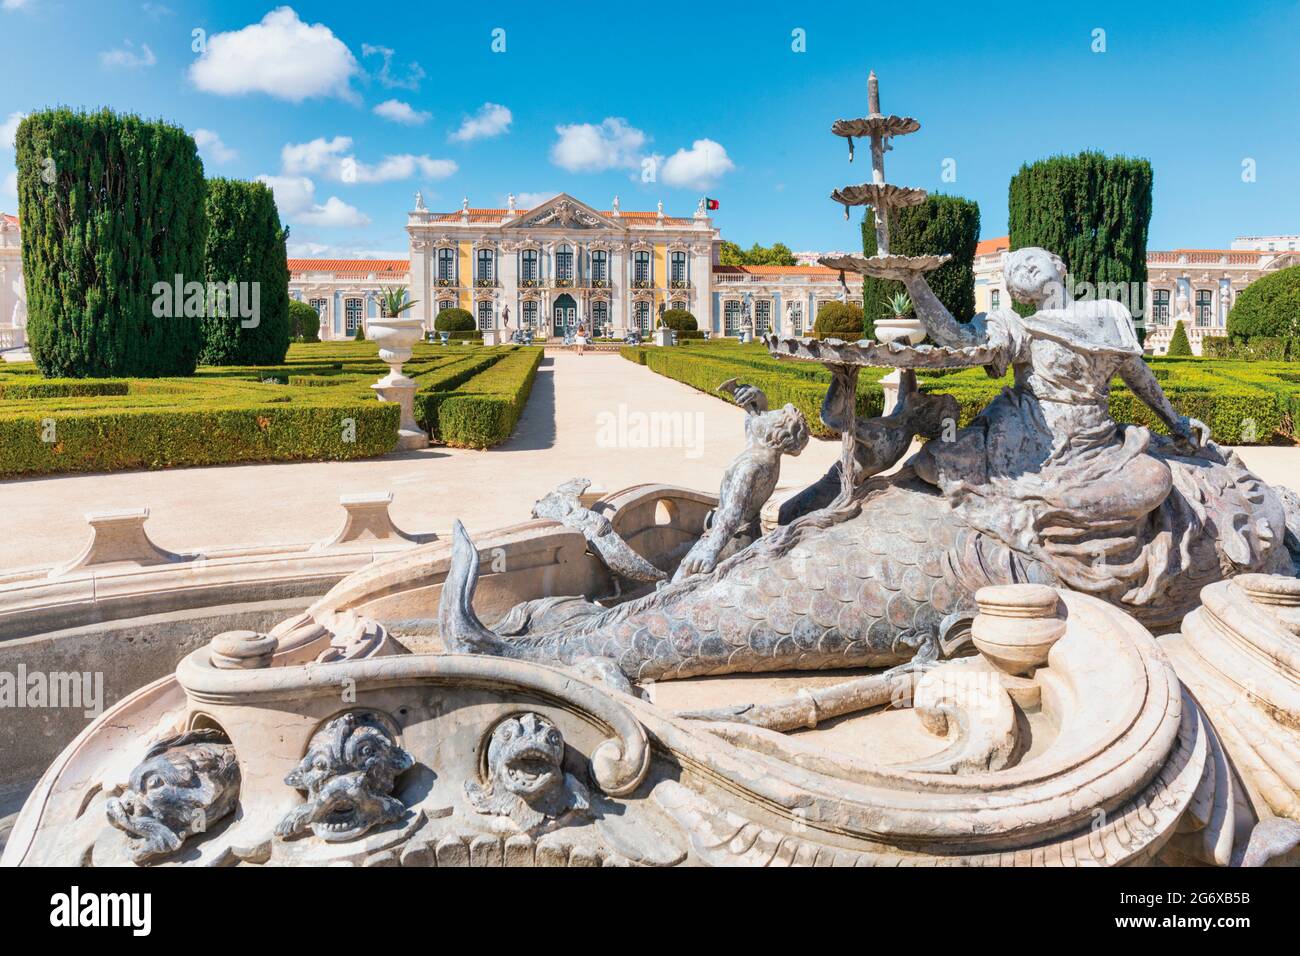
372,374,428,450
481,329,500,346
653,327,673,347
879,369,902,411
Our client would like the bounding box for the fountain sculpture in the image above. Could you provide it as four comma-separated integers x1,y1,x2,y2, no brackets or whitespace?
5,73,1300,869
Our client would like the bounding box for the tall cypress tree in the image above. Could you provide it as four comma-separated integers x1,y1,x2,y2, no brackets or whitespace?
1007,151,1152,319
861,193,980,338
16,108,208,377
199,178,291,365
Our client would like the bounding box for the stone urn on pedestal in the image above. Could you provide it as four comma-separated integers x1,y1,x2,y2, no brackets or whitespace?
369,316,428,450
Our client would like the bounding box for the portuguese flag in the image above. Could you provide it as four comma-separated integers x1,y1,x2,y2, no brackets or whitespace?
705,197,720,210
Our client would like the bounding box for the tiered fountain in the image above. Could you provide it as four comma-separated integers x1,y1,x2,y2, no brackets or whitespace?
765,70,991,498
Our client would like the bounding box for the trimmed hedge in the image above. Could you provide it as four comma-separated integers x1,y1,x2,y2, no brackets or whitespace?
0,379,129,399
1226,264,1300,340
622,341,1300,445
660,309,698,332
434,308,476,333
422,347,543,448
812,302,865,340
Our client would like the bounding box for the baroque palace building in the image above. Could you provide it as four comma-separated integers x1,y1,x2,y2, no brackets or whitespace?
1,201,1296,354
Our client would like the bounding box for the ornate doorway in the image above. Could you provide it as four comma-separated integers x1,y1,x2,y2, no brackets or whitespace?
552,293,577,336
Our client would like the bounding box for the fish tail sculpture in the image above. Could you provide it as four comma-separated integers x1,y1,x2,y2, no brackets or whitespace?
440,474,1054,684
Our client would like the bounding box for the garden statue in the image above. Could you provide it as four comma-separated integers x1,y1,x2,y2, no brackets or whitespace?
673,383,810,581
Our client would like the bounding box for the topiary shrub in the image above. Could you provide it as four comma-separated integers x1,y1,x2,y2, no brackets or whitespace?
1226,265,1300,341
1167,320,1193,357
660,309,698,332
434,308,476,333
353,323,366,341
16,108,208,378
862,193,980,337
1008,152,1152,319
199,178,291,366
288,300,321,342
812,302,865,340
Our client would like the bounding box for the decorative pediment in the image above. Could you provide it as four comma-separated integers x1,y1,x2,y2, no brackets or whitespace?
512,194,617,231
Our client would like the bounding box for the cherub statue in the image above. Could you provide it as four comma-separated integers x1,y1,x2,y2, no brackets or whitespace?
674,382,810,581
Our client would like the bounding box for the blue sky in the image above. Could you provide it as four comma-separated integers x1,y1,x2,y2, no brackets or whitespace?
2,1,1297,257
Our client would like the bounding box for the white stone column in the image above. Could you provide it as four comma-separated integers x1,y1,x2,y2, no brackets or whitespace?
497,245,518,332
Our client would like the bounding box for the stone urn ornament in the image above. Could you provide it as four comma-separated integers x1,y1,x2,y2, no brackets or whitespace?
369,287,428,450
874,291,925,345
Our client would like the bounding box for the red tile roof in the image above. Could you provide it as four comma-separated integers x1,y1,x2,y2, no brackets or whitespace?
976,236,1010,256
1,212,17,226
287,258,408,275
713,264,839,276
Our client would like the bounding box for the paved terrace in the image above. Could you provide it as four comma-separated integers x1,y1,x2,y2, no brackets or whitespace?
3,351,1298,572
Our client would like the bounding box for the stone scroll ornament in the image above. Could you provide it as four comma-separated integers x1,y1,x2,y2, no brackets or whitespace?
105,729,241,864
465,712,591,832
276,712,414,843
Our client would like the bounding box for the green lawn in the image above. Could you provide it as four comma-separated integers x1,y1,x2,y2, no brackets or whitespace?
622,341,1298,445
0,341,543,476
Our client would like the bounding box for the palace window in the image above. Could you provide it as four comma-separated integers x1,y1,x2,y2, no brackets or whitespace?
1152,289,1170,326
755,300,772,336
555,247,574,282
438,299,456,313
476,248,495,282
671,300,686,312
522,300,538,330
591,301,608,336
990,289,1001,310
670,251,687,284
477,300,494,330
591,250,608,283
1195,290,1213,327
521,249,539,282
345,298,363,333
789,302,803,335
634,300,651,334
437,248,455,281
724,300,742,335
633,250,651,284
309,298,328,322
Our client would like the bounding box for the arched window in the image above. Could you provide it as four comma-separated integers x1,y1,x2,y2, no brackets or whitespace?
1152,289,1170,326
520,249,539,283
437,248,455,282
591,250,608,285
755,300,772,336
522,300,538,330
1195,290,1213,327
438,299,456,313
309,298,328,320
591,300,608,336
476,300,494,330
671,300,686,312
345,297,364,333
724,300,742,335
555,246,574,282
634,300,651,334
669,251,687,286
476,248,494,283
633,250,651,286
789,301,803,335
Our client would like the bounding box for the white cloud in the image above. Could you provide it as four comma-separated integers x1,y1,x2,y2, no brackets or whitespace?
373,99,430,126
3,0,35,11
2,111,27,149
288,239,408,258
361,44,424,91
449,103,512,143
100,41,156,69
256,174,371,228
141,2,173,17
189,7,359,103
2,169,16,203
193,128,237,164
512,191,558,209
660,138,735,190
550,118,647,173
281,136,456,184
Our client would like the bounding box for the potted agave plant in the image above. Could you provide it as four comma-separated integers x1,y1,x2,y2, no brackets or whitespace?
873,291,925,345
